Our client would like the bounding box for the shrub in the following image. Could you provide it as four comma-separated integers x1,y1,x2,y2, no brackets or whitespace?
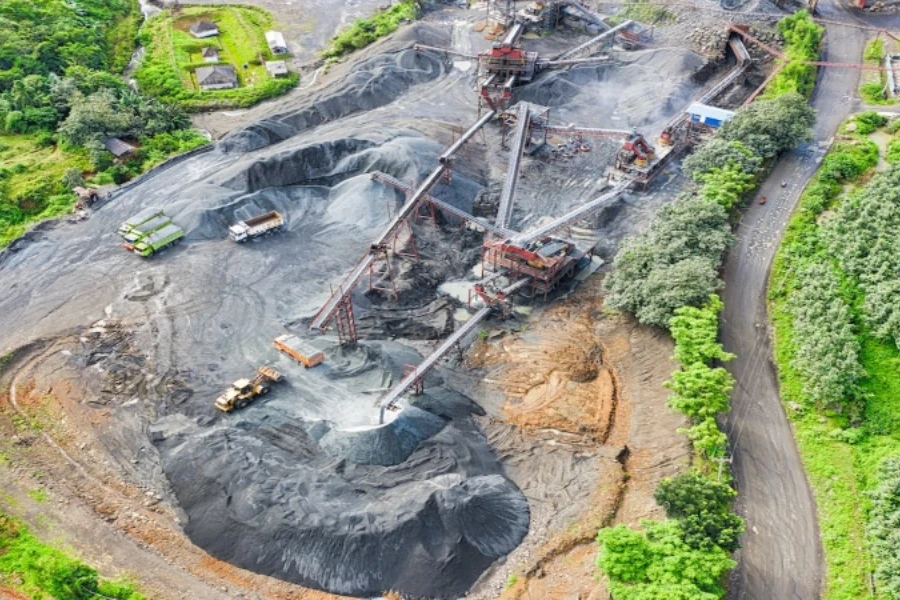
597,520,735,600
322,1,419,59
867,454,900,599
655,473,745,552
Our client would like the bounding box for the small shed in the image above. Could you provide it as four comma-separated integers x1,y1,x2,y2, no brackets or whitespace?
686,103,736,128
201,47,219,62
266,30,288,54
190,20,219,38
195,65,238,90
104,137,137,158
265,60,289,78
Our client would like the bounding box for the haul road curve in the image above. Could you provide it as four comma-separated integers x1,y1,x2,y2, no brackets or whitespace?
722,2,865,599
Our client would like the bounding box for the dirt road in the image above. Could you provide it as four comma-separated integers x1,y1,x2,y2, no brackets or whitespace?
721,5,865,599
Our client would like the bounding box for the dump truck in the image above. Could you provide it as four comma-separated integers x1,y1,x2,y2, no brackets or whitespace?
121,214,172,243
274,334,324,368
131,223,184,257
214,366,283,412
119,207,165,237
229,211,284,243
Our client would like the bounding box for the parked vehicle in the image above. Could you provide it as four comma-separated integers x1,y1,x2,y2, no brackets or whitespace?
229,211,284,243
119,207,165,237
131,224,184,257
122,214,172,243
274,334,324,368
214,366,283,412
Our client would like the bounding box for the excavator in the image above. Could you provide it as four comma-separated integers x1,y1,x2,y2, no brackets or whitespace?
214,366,283,412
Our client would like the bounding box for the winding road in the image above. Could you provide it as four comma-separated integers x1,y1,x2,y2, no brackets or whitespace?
721,3,868,599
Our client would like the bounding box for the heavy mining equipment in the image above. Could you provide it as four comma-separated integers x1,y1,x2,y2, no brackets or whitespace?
214,366,283,412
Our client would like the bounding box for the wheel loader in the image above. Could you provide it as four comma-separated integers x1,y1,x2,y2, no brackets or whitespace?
214,366,283,412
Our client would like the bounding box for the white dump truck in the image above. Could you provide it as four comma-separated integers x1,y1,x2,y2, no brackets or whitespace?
229,211,284,243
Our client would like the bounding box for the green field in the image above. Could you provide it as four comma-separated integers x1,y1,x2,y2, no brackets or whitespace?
0,513,144,599
769,115,900,599
0,135,91,248
136,5,298,110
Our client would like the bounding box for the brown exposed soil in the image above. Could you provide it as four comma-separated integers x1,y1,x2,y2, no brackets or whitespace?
468,279,691,600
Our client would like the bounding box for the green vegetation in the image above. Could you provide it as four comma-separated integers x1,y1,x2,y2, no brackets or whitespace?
0,134,91,248
136,6,298,111
763,10,823,99
604,93,815,327
597,297,744,600
768,114,900,599
860,37,895,105
597,519,735,600
609,1,676,26
0,513,144,599
26,487,47,503
0,0,209,248
666,295,734,466
598,21,822,598
322,1,419,60
868,455,900,599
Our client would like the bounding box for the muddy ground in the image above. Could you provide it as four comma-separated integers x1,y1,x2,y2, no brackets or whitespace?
0,2,770,598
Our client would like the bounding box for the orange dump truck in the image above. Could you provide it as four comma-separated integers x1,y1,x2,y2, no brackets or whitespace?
274,334,324,368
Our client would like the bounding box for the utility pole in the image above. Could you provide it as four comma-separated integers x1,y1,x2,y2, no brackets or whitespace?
713,455,733,482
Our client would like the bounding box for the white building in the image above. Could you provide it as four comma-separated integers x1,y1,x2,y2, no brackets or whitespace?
266,30,288,54
265,60,289,78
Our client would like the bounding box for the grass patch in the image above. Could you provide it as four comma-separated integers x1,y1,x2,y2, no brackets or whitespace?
0,513,144,599
136,5,298,111
0,134,91,249
859,37,896,105
321,0,419,60
26,488,47,504
108,0,143,74
609,1,676,26
769,117,900,599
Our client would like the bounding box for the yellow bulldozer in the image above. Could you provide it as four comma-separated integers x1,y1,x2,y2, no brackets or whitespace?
214,366,283,412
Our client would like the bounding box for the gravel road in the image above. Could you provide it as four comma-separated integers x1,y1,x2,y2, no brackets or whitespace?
721,3,865,598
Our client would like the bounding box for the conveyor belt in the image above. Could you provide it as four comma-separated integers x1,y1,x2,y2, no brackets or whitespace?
496,104,531,230
511,183,629,245
552,20,633,61
310,111,496,330
377,278,528,422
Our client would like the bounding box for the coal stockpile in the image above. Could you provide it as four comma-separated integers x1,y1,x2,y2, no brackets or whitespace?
153,392,530,599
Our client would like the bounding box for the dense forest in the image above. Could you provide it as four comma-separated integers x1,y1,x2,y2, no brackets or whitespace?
0,0,205,247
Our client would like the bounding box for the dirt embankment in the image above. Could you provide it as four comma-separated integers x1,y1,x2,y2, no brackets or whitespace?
465,279,691,600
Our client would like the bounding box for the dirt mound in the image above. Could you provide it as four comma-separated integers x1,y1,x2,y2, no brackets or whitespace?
472,309,618,440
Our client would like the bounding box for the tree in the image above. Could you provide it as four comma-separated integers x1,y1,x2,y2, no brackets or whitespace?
696,163,756,210
669,295,734,365
665,363,733,421
597,520,735,600
655,473,745,552
62,167,85,189
604,196,732,329
683,418,728,460
57,89,132,146
867,454,900,599
635,257,723,328
682,139,762,181
719,93,815,158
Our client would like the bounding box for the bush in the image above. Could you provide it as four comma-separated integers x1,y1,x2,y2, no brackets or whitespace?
597,520,735,600
764,11,822,98
867,455,900,599
655,473,745,552
322,1,419,59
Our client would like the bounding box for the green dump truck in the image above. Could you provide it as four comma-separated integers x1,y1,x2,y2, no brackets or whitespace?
121,214,172,243
119,207,165,238
132,223,184,257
